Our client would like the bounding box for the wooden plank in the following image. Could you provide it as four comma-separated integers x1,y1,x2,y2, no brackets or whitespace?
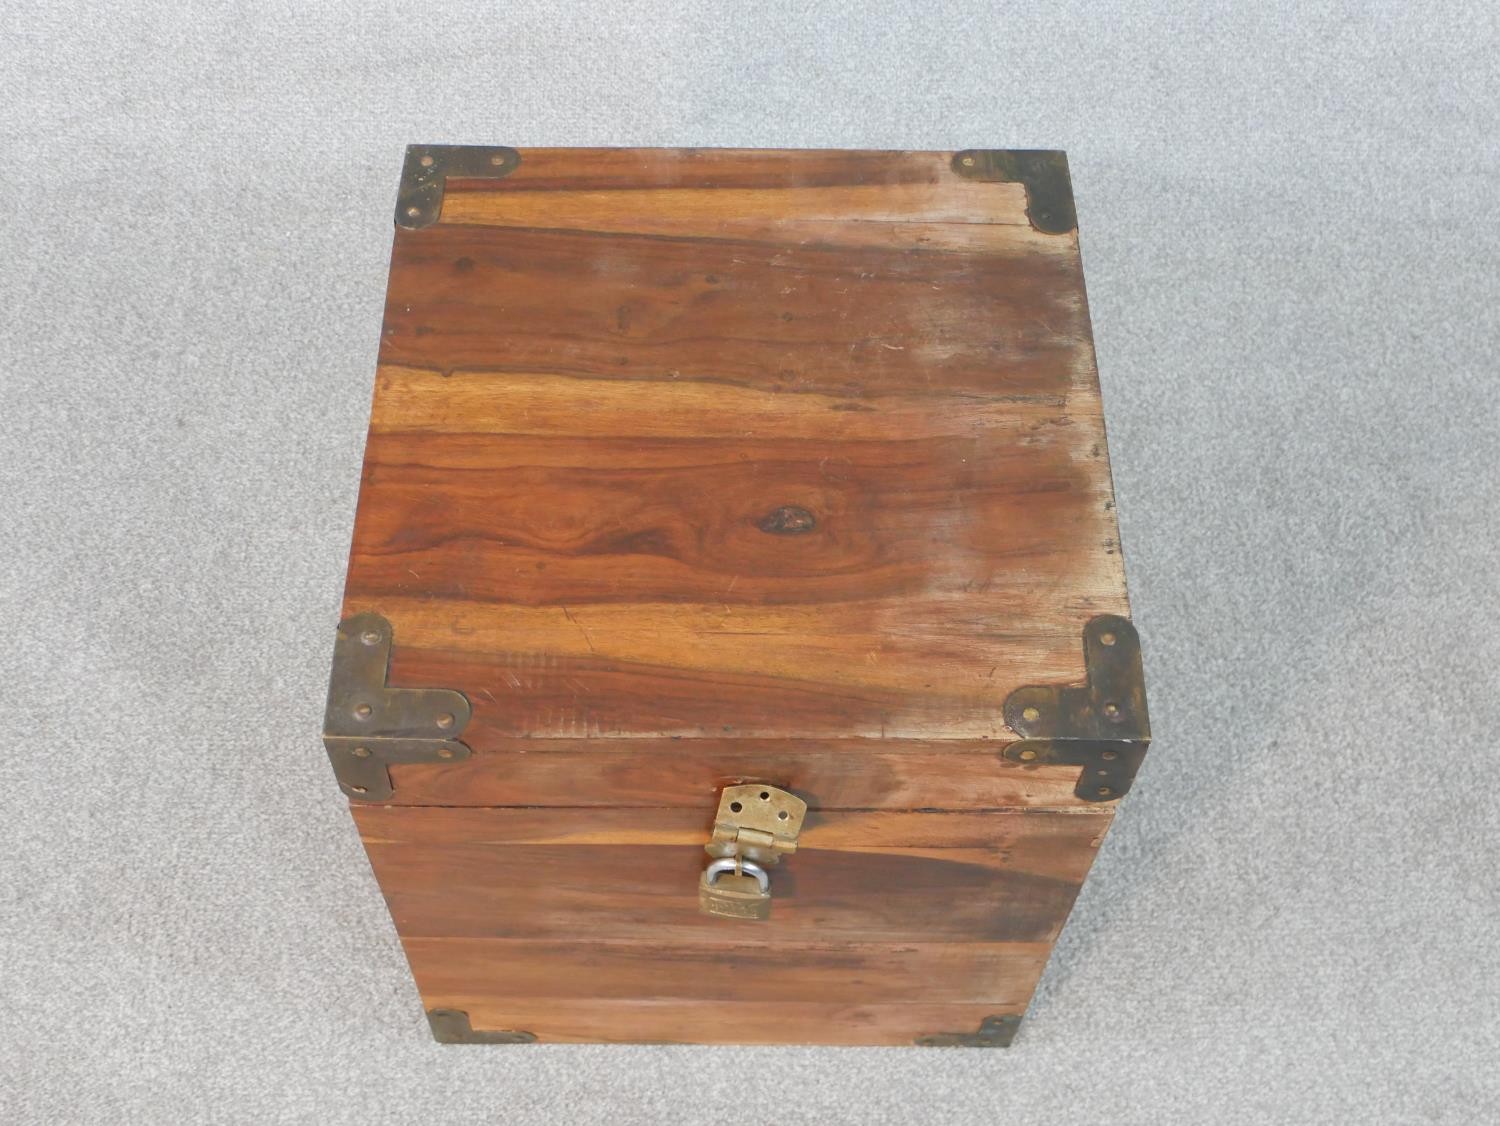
441,149,1043,256
380,738,1090,809
403,937,1050,1004
377,223,1091,399
441,185,1044,256
342,600,1119,741
452,147,958,194
355,806,1107,944
351,408,1117,617
355,805,1111,847
369,364,1093,441
425,998,1015,1046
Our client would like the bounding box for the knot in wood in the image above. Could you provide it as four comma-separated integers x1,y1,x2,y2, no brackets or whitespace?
757,505,817,535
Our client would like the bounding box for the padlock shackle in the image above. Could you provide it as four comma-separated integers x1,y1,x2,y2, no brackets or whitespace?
703,857,770,893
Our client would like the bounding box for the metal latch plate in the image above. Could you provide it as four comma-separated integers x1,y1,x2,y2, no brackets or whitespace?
705,784,807,866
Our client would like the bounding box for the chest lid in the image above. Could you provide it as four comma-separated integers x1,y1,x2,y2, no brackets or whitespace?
339,146,1130,744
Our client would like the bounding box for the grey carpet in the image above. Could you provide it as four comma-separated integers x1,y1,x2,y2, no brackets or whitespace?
2,3,1497,1123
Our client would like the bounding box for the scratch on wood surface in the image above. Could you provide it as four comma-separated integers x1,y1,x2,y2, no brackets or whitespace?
561,605,597,654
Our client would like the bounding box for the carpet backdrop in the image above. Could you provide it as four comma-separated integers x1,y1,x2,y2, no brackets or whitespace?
2,3,1497,1123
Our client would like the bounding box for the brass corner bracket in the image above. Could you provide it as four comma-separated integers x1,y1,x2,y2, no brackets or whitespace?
1002,614,1151,802
322,611,471,801
952,149,1077,234
916,1014,1022,1048
427,1009,536,1045
396,144,521,229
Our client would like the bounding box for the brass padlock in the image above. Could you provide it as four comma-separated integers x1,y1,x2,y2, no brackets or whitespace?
698,784,807,920
699,858,772,920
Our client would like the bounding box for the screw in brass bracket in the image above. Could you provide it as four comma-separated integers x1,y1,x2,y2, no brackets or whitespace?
426,1009,536,1045
396,144,521,229
322,612,471,801
915,1014,1022,1048
1001,614,1151,802
951,149,1077,235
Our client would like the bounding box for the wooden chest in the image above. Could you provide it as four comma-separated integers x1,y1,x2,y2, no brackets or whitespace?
324,146,1150,1047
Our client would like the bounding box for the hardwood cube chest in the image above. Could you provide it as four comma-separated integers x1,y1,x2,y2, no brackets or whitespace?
324,146,1150,1046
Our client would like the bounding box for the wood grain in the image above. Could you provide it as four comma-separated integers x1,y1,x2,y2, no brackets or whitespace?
422,999,1018,1046
450,147,962,194
441,148,1046,258
377,224,1088,397
358,805,1100,1040
405,938,1049,1005
381,737,1091,809
356,806,1108,944
347,148,1123,746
